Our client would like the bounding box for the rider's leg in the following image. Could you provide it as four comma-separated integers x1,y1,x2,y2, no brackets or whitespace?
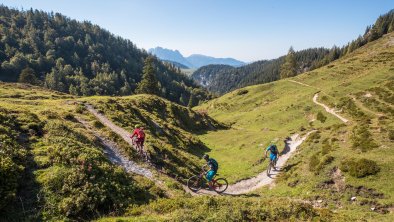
206,170,215,189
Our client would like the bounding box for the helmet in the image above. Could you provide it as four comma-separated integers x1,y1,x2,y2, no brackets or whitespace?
202,154,209,160
135,124,141,128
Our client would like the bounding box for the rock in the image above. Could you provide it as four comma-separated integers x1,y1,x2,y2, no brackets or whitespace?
317,199,323,203
350,196,356,201
371,207,375,211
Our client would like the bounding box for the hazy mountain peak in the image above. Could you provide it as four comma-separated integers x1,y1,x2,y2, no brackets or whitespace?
149,47,245,68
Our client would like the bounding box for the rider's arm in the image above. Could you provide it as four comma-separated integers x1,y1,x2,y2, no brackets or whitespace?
130,130,137,138
264,148,269,158
202,164,209,172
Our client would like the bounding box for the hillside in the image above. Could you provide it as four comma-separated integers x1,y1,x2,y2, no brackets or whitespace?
194,32,394,220
192,9,394,95
0,82,226,220
0,6,210,106
149,47,245,68
192,48,329,94
1,5,394,222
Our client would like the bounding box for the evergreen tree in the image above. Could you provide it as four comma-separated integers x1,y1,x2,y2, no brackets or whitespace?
18,67,37,84
188,93,195,108
280,47,297,79
135,57,159,95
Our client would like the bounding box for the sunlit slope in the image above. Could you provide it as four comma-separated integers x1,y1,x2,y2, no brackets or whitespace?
196,32,394,184
82,94,224,180
0,84,221,220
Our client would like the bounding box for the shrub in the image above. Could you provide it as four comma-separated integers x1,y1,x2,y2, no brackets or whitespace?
236,89,249,95
351,124,378,152
63,113,75,121
321,142,332,155
309,153,320,172
389,129,394,141
93,120,104,128
316,111,327,123
75,104,85,114
340,158,380,178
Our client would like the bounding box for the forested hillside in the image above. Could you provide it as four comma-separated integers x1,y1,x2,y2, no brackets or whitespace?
0,6,210,106
192,48,329,94
192,9,394,95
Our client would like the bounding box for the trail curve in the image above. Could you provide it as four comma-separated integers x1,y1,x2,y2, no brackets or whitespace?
313,93,349,123
85,103,314,195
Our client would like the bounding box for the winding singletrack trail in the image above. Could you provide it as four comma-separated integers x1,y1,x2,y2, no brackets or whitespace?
77,117,153,179
313,93,349,123
85,104,314,195
288,79,349,123
191,132,314,195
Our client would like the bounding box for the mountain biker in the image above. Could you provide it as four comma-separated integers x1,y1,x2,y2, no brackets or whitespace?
131,124,145,149
203,154,218,189
265,142,279,170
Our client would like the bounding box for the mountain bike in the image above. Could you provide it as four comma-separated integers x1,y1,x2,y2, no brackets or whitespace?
187,168,228,193
131,136,149,162
266,156,278,176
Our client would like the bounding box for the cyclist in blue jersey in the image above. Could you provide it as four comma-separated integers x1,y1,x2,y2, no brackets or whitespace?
265,143,279,170
203,154,218,189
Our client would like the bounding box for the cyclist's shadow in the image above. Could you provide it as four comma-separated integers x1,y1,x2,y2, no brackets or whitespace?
280,137,292,155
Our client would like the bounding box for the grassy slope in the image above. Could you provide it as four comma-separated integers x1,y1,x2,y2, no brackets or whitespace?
0,84,188,220
81,94,224,180
193,33,394,220
1,33,393,221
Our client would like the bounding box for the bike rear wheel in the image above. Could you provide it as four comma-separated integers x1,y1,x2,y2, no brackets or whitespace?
213,178,228,193
187,175,204,192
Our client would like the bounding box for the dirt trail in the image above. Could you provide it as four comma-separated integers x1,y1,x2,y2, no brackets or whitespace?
77,117,153,179
85,104,138,146
288,80,349,123
288,79,314,88
313,93,349,123
181,132,314,196
85,104,313,195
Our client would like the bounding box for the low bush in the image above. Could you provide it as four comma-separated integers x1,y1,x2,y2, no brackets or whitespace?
388,129,394,141
316,111,327,123
236,89,249,95
340,158,380,178
126,196,331,221
75,104,85,114
93,120,104,128
351,124,378,152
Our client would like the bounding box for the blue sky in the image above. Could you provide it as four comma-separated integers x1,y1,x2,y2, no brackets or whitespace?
1,0,393,62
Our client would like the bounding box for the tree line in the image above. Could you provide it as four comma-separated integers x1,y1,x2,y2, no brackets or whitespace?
192,9,394,95
0,5,211,106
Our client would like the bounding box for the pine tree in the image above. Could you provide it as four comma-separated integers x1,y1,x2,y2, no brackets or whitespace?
135,57,159,95
188,93,195,108
280,47,297,79
18,67,37,84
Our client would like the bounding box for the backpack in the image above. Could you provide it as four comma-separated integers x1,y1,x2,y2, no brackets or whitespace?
269,145,278,154
137,129,145,139
209,158,219,172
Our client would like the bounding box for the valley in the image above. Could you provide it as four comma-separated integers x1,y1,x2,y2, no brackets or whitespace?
0,4,393,222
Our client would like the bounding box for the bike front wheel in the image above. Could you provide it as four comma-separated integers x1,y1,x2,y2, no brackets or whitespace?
267,161,272,176
213,178,228,193
187,175,204,192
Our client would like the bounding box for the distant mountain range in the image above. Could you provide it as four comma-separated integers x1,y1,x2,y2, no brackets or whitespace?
148,47,245,68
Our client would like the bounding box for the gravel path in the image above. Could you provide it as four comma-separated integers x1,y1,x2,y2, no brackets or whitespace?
313,93,349,123
187,132,314,195
77,117,153,178
288,80,349,123
85,104,314,195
